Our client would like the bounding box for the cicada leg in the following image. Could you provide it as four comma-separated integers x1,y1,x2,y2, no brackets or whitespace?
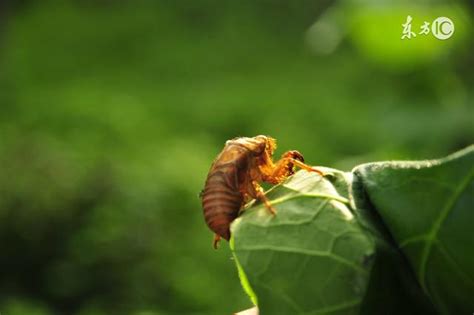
267,150,324,183
213,234,221,249
250,181,276,215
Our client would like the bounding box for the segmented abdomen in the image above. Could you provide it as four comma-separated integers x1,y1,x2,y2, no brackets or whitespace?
201,164,243,240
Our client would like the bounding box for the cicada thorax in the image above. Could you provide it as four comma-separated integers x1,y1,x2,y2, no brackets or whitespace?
201,144,251,240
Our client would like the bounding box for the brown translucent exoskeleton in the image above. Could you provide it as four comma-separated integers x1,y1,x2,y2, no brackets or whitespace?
201,135,324,249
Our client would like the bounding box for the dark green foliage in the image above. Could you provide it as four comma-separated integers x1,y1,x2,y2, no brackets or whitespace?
232,146,473,314
354,146,474,314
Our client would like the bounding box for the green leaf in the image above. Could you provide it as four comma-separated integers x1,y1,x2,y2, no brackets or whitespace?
231,145,473,314
231,169,374,314
353,145,474,314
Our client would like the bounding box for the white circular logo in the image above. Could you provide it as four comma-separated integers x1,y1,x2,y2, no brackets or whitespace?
431,17,454,40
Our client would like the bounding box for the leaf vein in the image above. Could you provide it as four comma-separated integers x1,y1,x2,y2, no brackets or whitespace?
418,166,474,291
236,245,367,273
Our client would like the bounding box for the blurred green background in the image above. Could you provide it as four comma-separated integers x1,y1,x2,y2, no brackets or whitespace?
0,1,472,314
